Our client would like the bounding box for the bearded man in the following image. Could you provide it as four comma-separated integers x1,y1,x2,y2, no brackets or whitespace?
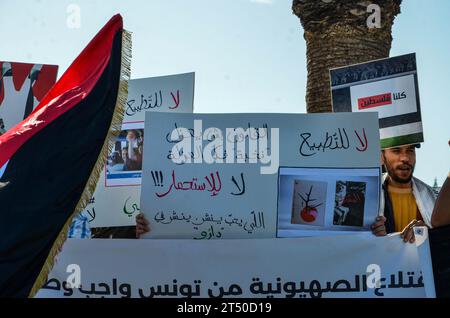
371,144,436,243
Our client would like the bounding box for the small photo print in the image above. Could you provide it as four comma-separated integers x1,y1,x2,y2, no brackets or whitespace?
291,180,327,226
105,122,144,187
333,181,366,227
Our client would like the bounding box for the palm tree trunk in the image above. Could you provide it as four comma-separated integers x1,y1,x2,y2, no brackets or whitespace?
292,0,402,113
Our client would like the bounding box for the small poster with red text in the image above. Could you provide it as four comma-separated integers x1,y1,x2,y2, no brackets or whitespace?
330,53,423,149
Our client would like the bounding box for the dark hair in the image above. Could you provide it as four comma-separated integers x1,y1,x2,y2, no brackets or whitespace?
111,151,124,165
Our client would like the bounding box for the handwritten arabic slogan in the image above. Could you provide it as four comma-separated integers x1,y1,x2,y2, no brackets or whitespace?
141,112,380,239
84,73,195,228
330,53,424,149
36,232,433,298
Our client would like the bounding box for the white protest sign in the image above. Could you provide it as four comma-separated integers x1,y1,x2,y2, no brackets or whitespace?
86,73,195,227
413,227,436,297
330,53,423,149
349,75,418,118
36,231,434,298
141,112,380,239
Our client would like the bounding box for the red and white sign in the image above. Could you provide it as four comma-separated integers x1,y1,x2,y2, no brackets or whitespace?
358,92,392,110
350,74,417,118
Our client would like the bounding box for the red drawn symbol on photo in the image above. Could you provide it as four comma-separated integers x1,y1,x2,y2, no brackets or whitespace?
298,185,323,223
300,206,318,222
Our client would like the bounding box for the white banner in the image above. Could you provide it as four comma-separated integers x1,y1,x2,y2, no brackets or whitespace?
36,229,435,298
86,73,195,227
141,112,381,238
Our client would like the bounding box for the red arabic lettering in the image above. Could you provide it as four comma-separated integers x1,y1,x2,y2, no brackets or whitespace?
354,128,368,152
169,90,180,109
155,170,222,198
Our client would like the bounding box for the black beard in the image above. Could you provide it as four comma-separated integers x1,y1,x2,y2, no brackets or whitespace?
384,163,415,184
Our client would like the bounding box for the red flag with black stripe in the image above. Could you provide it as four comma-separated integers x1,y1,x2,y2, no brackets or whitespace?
0,14,131,297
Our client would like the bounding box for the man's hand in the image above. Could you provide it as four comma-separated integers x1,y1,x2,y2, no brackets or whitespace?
136,213,150,239
371,216,387,236
400,219,424,243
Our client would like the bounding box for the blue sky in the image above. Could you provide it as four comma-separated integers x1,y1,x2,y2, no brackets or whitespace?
0,0,449,185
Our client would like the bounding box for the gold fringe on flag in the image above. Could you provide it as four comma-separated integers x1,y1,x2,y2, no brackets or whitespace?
28,29,132,298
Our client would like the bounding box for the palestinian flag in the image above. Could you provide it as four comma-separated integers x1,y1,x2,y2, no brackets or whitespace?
0,14,131,298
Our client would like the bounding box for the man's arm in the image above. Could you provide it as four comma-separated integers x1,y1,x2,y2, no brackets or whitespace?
431,174,450,228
